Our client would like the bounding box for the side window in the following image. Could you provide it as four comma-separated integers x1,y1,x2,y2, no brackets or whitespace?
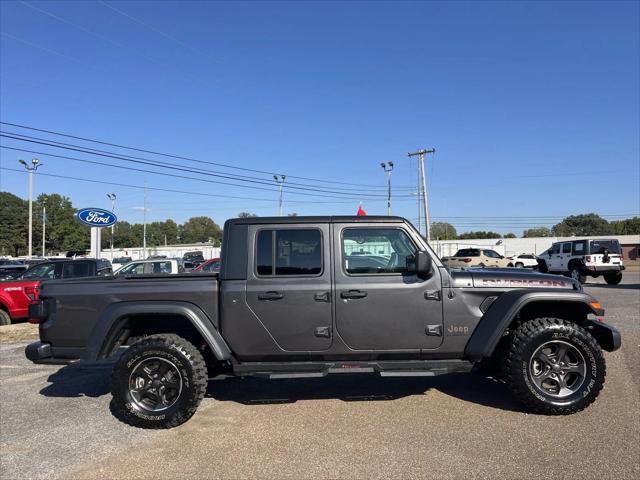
572,241,586,255
483,250,500,258
256,229,322,276
343,228,417,274
562,243,572,254
151,261,173,274
62,262,91,278
21,263,56,280
119,263,145,275
550,244,561,254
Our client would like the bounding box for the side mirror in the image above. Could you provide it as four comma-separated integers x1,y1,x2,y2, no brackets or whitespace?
407,251,432,277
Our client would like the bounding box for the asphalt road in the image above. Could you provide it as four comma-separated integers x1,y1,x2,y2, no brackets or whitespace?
1,274,638,480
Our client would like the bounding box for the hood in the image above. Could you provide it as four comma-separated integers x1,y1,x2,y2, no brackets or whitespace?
450,268,579,290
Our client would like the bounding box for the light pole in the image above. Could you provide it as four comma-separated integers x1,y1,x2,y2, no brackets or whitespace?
273,175,286,216
106,193,117,261
380,162,394,215
19,158,43,258
42,204,46,257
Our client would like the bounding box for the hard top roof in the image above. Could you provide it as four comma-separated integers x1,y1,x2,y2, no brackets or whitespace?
226,215,409,226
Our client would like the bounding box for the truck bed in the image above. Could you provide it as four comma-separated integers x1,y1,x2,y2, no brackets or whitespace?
37,274,218,357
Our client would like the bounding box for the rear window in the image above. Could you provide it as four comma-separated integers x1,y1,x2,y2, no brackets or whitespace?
590,240,621,254
455,249,480,257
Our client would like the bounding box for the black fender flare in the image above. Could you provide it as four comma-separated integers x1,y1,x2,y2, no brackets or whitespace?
464,290,603,361
86,301,231,361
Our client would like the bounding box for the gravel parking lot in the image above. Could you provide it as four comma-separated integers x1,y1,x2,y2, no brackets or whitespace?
1,273,638,480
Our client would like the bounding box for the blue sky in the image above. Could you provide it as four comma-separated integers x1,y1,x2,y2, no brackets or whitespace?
1,0,638,235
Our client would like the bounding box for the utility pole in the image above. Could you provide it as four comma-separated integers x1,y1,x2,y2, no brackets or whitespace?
273,175,286,216
407,148,435,242
143,184,147,259
380,162,394,215
42,205,46,257
106,193,116,261
18,158,43,258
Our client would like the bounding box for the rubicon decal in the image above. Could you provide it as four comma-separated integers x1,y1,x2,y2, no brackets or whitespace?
76,208,117,227
479,278,568,288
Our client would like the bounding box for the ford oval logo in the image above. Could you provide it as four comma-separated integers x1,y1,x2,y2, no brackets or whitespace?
76,208,117,227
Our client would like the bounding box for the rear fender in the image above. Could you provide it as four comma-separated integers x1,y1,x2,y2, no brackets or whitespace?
464,290,604,360
88,301,231,361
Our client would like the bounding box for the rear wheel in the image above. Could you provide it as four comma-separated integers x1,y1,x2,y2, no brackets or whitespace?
604,272,622,285
568,263,586,284
504,318,605,414
111,333,208,429
0,309,11,326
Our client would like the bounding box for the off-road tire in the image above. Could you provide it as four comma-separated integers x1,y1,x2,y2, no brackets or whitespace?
0,309,11,326
504,318,606,415
111,334,207,429
568,263,587,284
604,272,622,285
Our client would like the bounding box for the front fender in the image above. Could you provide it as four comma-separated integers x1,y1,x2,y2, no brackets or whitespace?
87,301,231,361
464,289,603,361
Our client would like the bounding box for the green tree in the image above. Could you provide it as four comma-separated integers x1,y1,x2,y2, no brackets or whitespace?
458,231,502,239
503,233,517,238
523,227,553,238
238,212,257,218
0,191,28,256
430,222,457,240
609,217,640,235
552,214,611,237
36,194,88,253
179,216,222,245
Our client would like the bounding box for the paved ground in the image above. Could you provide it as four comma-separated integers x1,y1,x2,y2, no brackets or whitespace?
1,274,638,479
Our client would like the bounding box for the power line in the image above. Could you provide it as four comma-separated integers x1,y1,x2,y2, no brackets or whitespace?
0,121,415,189
1,130,405,195
0,138,412,199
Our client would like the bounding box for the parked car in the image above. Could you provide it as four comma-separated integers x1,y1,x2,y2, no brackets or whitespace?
26,215,620,429
443,248,510,268
506,253,538,269
183,251,205,265
112,256,132,265
114,258,184,276
537,239,625,284
0,260,29,280
0,258,112,325
192,258,221,273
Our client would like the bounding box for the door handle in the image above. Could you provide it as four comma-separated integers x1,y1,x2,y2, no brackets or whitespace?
341,290,368,299
258,291,284,301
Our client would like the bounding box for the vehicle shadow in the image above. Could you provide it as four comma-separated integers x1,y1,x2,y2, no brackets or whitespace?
206,371,522,412
39,362,522,413
39,361,113,398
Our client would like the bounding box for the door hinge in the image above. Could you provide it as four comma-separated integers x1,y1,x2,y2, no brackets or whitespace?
314,292,330,302
425,325,443,336
314,326,331,338
424,290,442,301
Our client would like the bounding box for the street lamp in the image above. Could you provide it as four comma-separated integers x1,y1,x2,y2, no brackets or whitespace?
19,158,43,258
106,193,117,261
273,175,286,216
380,162,394,216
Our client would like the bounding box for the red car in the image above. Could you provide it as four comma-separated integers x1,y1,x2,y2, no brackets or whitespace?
191,258,221,273
0,259,112,325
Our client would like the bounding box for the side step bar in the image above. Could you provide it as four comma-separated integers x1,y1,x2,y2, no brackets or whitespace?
233,360,473,379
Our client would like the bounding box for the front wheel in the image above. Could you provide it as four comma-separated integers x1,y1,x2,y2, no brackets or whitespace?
504,318,606,415
569,264,586,284
111,334,208,429
515,262,524,268
604,272,622,285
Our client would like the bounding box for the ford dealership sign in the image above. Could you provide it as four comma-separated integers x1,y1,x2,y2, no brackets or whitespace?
76,208,117,227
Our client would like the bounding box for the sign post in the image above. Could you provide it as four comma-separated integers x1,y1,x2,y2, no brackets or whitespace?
75,208,118,259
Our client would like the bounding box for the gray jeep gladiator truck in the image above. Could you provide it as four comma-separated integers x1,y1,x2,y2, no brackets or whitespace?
25,216,621,428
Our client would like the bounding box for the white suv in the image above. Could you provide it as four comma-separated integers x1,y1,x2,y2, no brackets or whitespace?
506,253,538,269
537,239,624,284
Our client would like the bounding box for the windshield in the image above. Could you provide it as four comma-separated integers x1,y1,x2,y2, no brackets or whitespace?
589,240,621,254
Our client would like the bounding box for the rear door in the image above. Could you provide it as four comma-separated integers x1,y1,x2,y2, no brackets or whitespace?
245,223,333,352
333,223,443,351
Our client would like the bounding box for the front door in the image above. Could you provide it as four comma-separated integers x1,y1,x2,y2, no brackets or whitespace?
333,224,444,351
559,242,573,270
245,224,333,352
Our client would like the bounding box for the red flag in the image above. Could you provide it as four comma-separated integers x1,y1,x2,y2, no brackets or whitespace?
357,204,366,216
